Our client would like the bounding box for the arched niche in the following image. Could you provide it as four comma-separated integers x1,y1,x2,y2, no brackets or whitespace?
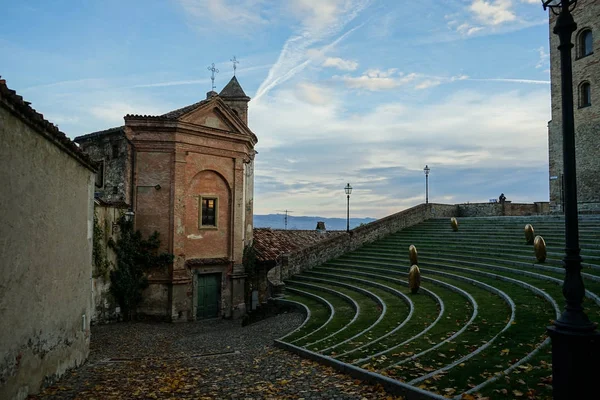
185,169,232,259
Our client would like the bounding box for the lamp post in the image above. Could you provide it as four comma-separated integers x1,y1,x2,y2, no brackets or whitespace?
124,210,135,222
542,1,600,398
423,165,430,204
344,183,352,233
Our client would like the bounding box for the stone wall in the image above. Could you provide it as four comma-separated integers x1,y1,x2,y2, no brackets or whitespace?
457,202,550,217
92,203,126,324
75,128,130,206
548,0,600,212
0,99,95,399
280,203,457,280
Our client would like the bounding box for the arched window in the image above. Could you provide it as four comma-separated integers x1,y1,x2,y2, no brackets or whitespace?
579,29,593,58
580,82,591,108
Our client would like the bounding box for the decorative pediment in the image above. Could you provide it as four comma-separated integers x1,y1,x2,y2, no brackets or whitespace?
180,103,240,133
175,97,256,143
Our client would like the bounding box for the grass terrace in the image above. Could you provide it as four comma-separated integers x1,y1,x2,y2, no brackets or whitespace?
276,215,600,399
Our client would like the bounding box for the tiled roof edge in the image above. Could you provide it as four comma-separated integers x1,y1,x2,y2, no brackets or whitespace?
74,126,124,142
0,78,97,172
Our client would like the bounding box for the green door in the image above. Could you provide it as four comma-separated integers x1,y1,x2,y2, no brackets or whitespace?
197,274,220,319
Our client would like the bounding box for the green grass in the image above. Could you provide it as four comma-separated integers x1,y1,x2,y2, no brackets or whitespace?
279,216,600,399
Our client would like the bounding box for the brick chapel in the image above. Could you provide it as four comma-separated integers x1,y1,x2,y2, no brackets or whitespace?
75,76,257,321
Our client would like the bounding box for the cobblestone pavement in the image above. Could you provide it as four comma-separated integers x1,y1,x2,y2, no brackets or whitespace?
29,312,402,400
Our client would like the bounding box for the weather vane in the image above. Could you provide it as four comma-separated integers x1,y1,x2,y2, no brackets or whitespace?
207,63,219,91
230,56,239,76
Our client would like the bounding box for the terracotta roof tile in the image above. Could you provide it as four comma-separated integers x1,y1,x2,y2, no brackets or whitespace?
253,228,345,263
160,99,210,119
74,126,124,142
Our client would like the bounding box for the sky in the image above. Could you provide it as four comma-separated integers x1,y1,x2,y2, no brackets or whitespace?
1,0,554,219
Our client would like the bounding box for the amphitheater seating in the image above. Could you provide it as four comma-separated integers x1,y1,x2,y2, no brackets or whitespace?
277,215,600,399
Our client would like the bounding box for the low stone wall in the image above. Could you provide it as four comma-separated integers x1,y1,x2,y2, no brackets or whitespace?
280,203,457,280
457,202,549,217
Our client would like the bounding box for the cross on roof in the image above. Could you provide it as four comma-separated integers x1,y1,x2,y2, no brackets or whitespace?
230,56,239,76
207,63,219,91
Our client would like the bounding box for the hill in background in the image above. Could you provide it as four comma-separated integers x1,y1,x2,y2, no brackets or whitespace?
254,214,377,231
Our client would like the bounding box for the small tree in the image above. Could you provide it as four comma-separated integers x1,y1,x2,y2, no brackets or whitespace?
108,216,173,320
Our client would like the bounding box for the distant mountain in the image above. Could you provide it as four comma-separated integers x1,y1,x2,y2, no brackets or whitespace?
254,214,377,231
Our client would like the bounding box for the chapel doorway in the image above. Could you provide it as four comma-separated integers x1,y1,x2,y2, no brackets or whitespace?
197,273,221,319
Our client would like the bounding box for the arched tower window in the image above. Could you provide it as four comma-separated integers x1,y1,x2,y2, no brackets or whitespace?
579,82,591,108
579,29,593,58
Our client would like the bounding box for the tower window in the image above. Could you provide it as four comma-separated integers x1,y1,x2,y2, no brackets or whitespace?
579,82,591,108
579,29,593,58
95,160,105,188
112,142,120,159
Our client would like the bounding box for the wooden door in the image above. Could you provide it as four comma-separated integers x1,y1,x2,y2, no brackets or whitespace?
197,273,220,319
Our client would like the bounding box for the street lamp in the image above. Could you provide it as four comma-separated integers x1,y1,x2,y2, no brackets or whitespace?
542,1,600,398
423,165,430,204
124,210,135,222
344,183,352,233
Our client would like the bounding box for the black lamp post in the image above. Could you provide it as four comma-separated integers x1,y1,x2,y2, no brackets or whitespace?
344,183,352,233
124,210,135,222
542,1,600,398
423,165,430,204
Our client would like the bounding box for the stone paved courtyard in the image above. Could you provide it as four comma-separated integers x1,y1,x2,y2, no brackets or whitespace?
28,312,401,400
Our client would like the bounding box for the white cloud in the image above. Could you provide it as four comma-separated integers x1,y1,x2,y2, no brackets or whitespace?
323,57,359,71
289,0,345,31
457,23,484,36
254,0,372,101
90,102,166,125
336,70,472,91
251,86,551,217
296,82,331,106
337,69,417,91
536,46,549,69
178,0,268,32
469,78,550,84
415,80,442,90
469,0,516,26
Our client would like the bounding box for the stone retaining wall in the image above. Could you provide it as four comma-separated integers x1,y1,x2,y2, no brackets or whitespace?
279,203,457,280
457,202,549,217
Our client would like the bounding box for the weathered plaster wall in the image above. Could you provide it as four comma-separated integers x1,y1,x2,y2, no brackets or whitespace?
0,106,94,399
548,0,600,212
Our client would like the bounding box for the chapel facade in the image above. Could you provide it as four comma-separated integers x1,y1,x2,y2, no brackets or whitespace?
547,0,599,212
75,76,257,321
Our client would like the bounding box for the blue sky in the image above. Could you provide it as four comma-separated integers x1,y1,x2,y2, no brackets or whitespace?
1,0,553,218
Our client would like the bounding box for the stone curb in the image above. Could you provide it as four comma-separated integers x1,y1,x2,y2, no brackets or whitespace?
273,340,448,400
301,272,415,355
285,287,335,344
285,280,360,348
289,277,388,354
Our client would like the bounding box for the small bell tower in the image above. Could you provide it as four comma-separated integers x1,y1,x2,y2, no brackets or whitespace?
219,76,250,125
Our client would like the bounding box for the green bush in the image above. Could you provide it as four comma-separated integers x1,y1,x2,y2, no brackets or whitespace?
108,216,173,320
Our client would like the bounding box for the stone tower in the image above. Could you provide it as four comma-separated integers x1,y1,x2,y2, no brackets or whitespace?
547,0,599,212
219,76,251,124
